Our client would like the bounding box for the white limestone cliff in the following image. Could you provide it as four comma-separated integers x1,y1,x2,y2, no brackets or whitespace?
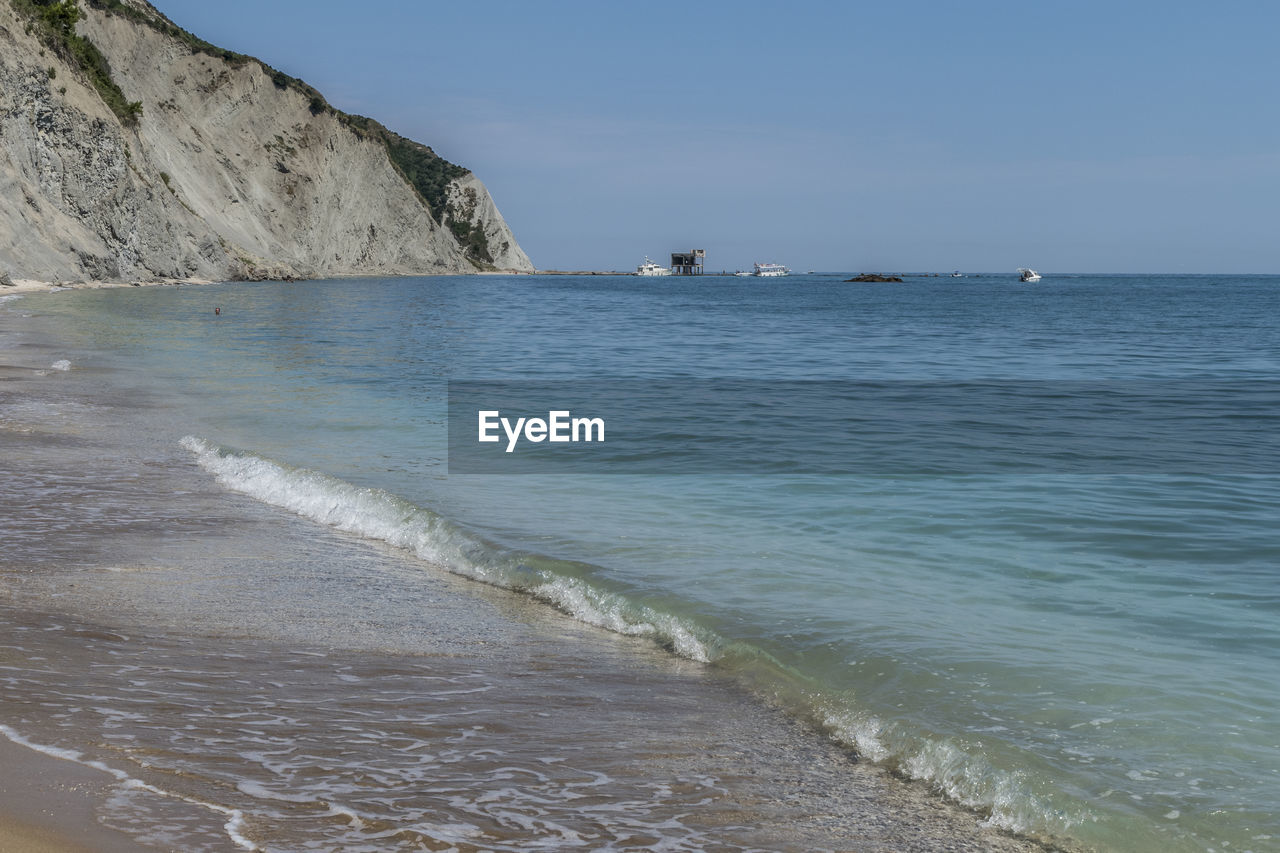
0,0,533,283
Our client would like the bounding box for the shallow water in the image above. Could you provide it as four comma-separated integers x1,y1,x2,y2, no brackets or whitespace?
3,273,1278,852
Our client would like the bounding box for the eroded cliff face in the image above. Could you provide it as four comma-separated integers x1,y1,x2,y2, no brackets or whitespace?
445,173,534,273
0,0,533,282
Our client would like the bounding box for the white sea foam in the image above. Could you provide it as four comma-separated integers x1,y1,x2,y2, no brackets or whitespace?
50,359,72,371
820,707,892,763
902,739,1045,832
819,706,1086,837
322,803,367,830
180,436,1101,842
0,722,257,850
527,578,711,662
179,436,714,663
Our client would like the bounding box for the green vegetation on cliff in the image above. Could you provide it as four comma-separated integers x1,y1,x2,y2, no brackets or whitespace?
337,115,466,224
13,0,141,125
440,184,493,265
87,0,247,66
338,119,492,268
79,0,492,265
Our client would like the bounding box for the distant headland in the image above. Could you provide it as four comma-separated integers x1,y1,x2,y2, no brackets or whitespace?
0,0,534,285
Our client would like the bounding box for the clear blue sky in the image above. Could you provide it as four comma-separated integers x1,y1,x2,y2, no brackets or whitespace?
151,1,1280,273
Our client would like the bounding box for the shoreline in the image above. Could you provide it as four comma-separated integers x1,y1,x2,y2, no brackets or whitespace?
0,268,548,294
1,276,215,294
0,735,139,853
0,284,1061,852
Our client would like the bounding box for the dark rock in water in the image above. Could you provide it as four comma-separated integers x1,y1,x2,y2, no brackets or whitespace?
845,273,903,282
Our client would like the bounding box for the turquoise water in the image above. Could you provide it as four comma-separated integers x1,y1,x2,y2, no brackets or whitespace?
17,274,1280,851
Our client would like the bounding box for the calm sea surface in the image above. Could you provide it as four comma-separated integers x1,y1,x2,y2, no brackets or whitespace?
3,273,1278,852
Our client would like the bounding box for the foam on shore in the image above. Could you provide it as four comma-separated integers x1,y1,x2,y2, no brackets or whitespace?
0,724,256,850
180,435,716,664
179,435,1084,843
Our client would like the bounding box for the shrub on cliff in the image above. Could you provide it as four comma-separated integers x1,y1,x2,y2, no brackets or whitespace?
15,0,143,126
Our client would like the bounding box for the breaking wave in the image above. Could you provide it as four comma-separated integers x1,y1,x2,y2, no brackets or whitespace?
814,705,1088,838
180,435,716,663
179,435,1085,845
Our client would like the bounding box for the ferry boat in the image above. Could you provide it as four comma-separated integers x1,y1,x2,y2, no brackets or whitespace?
752,262,790,277
1017,268,1042,282
636,257,672,277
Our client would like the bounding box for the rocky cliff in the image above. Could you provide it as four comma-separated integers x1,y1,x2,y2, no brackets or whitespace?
0,0,533,282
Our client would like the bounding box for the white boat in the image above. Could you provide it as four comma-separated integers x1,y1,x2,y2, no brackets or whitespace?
752,262,789,277
1017,268,1042,282
636,257,671,276
951,270,964,278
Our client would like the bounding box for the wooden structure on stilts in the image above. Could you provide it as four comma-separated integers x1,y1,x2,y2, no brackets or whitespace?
670,249,705,276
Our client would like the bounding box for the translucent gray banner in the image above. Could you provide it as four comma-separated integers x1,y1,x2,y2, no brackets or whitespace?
446,380,1279,474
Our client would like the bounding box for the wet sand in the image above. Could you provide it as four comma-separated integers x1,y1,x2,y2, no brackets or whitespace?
0,291,1060,851
1,277,213,294
0,737,140,852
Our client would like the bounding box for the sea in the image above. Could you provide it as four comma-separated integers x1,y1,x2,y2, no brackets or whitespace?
1,272,1277,852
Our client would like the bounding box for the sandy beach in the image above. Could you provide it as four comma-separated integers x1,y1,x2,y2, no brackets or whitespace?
0,737,140,852
0,283,1070,851
2,277,213,293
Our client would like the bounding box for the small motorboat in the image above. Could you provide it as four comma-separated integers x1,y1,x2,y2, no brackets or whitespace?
636,257,672,276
